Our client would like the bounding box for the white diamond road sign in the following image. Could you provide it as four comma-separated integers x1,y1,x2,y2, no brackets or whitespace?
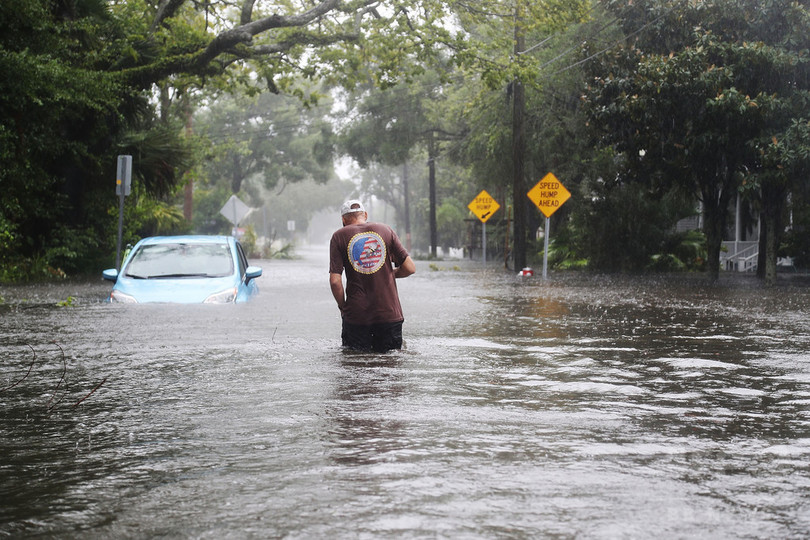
220,195,251,226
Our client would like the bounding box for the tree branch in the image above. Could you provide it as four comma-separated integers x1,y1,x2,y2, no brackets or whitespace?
124,0,391,89
151,0,187,33
191,0,342,74
241,0,340,36
240,0,256,25
249,32,360,56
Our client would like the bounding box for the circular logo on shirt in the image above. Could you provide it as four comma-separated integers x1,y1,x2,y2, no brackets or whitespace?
347,231,387,274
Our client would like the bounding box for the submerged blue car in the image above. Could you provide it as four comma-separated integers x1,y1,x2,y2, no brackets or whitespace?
102,235,262,303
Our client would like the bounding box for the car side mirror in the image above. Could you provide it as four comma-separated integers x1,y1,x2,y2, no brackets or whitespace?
102,268,119,282
245,266,262,283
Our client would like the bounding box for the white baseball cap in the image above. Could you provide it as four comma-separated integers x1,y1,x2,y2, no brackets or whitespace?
340,199,366,216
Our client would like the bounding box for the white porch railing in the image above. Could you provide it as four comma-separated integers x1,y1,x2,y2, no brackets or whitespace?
721,241,758,272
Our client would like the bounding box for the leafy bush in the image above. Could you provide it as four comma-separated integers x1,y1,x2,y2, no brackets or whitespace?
647,230,707,272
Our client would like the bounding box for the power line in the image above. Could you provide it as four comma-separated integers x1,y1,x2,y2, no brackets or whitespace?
517,0,608,58
536,16,620,73
550,0,689,76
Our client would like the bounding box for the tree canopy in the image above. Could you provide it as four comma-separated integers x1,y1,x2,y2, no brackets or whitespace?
2,0,810,282
0,0,456,279
583,0,810,281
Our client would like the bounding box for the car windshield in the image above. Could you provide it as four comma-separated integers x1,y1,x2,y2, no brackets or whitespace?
124,242,234,279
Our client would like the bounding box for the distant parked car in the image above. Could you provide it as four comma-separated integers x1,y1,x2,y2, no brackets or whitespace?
102,235,262,303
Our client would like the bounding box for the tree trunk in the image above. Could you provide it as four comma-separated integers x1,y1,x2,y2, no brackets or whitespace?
701,154,737,281
704,212,723,281
230,154,243,194
764,211,778,285
183,102,193,222
761,182,786,285
756,216,767,279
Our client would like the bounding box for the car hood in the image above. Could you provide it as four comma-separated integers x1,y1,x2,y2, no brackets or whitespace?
113,275,241,303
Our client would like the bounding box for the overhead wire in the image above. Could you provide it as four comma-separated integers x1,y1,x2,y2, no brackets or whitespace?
549,0,689,76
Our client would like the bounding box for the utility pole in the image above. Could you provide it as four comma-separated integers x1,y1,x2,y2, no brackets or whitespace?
428,131,438,258
403,161,412,252
512,3,527,270
505,205,512,269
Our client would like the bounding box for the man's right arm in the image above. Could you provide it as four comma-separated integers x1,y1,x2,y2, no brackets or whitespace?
388,228,415,279
394,256,416,278
329,272,346,312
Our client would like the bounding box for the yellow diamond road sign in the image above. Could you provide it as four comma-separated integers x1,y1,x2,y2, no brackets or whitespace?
528,172,571,218
468,190,500,223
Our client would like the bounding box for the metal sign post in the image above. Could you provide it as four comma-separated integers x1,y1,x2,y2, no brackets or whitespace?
527,172,571,280
468,190,500,266
542,217,550,279
482,222,487,265
115,155,132,270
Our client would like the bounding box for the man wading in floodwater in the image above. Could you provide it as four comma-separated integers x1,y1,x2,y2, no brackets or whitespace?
329,200,416,353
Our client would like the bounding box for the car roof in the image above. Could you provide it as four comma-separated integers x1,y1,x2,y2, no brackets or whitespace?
137,235,234,246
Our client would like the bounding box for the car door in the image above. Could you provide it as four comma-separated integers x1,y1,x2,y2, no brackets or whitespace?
235,241,259,299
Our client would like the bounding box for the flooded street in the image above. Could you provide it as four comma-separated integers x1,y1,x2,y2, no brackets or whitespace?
2,246,810,538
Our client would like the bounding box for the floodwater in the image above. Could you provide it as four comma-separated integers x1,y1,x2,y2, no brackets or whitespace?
1,246,809,539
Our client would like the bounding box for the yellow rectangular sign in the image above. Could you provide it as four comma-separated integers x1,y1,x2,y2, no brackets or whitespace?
468,190,500,223
528,172,571,218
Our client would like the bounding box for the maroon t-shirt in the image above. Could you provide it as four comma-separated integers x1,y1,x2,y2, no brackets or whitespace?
329,222,410,325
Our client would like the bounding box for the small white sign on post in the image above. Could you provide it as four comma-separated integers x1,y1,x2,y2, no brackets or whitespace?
116,155,132,196
115,155,133,270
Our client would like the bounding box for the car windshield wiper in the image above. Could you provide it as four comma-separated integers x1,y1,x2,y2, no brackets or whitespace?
150,273,214,279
